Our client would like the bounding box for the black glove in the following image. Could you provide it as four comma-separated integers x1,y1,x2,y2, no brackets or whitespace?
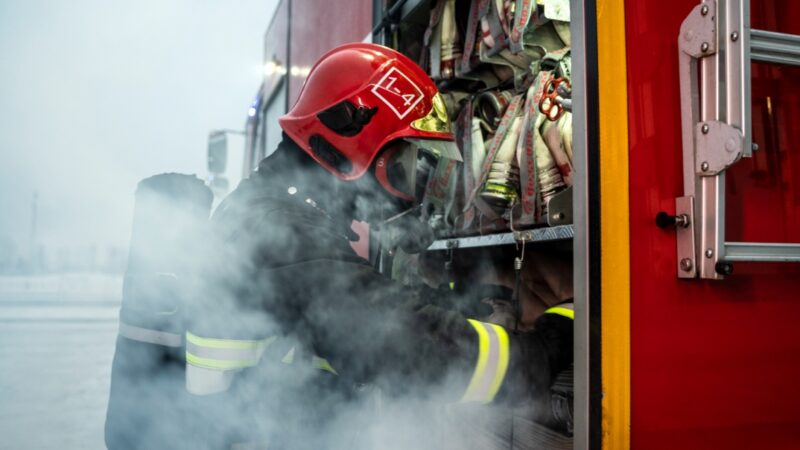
501,312,574,431
381,212,437,254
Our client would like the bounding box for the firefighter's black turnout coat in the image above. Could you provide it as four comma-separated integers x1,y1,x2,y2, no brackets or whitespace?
185,138,573,449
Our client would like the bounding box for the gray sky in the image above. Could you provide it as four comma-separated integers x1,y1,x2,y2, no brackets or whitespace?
0,0,277,257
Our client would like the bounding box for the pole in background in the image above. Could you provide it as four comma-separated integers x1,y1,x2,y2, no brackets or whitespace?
29,190,38,272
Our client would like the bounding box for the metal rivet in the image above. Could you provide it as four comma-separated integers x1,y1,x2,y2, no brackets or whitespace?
702,123,710,134
701,42,709,52
287,186,298,195
701,161,709,171
552,212,565,221
701,5,709,15
752,142,759,151
731,31,739,42
680,258,694,272
705,248,714,258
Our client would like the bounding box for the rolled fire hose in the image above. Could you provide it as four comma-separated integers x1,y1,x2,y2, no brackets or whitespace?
439,0,461,79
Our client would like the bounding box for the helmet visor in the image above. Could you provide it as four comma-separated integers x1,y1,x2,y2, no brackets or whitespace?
403,137,462,162
378,138,462,202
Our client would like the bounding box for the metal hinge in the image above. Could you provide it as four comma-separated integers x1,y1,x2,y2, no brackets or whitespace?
694,121,743,176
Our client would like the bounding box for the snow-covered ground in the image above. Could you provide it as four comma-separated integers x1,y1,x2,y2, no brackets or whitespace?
0,274,121,449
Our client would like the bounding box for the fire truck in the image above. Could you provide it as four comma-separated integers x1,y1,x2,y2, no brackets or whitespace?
207,0,800,448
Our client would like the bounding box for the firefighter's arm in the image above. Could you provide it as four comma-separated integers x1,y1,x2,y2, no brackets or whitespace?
280,260,573,405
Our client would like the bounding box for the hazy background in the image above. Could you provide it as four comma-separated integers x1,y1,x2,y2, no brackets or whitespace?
0,2,279,447
0,0,279,273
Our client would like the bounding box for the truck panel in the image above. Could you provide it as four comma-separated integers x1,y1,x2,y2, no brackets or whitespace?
287,0,374,107
263,0,289,102
626,1,800,448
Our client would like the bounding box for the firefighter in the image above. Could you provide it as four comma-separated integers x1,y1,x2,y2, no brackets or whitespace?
184,43,573,449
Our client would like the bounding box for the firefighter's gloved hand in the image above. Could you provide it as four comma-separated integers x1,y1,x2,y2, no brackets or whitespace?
503,314,573,414
381,213,436,254
482,298,517,330
464,284,515,328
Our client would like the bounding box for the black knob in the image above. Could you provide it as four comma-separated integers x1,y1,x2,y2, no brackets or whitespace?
656,212,675,228
715,262,734,276
656,211,690,229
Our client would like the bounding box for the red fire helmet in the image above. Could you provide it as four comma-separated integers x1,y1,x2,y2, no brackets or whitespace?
279,43,458,188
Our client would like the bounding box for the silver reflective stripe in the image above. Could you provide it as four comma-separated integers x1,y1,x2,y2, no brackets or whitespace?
118,322,182,347
461,319,510,403
186,363,235,396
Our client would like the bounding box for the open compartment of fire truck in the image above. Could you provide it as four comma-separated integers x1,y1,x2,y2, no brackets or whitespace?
383,0,575,239
373,0,580,446
378,3,577,324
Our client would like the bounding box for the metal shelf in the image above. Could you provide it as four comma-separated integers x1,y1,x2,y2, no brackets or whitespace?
426,224,574,251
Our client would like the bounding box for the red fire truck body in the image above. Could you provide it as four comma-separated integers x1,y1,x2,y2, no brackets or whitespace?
235,0,800,448
627,1,800,449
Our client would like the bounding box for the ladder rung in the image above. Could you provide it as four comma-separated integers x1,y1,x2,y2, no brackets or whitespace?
724,242,800,262
751,29,800,67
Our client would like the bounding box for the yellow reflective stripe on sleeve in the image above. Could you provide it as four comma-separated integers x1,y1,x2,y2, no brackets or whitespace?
545,306,575,320
185,332,275,371
185,352,259,370
461,319,510,403
186,331,270,350
311,356,338,375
